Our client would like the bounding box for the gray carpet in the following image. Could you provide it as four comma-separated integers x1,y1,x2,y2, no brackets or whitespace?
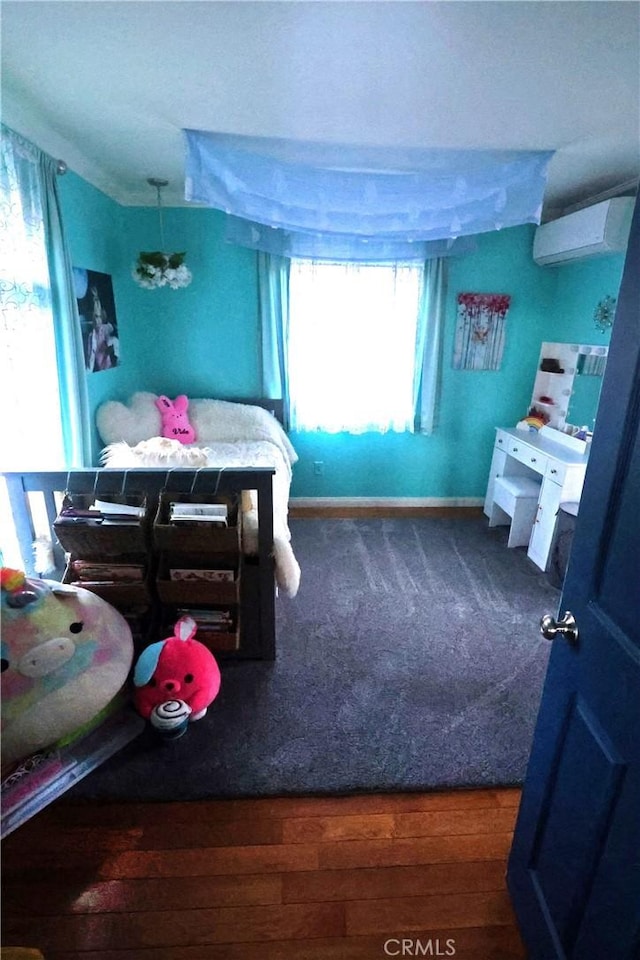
68,516,558,801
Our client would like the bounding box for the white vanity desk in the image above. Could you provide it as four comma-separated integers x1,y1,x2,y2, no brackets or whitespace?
484,425,590,571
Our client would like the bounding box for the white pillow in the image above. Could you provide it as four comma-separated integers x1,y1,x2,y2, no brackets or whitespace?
96,392,161,446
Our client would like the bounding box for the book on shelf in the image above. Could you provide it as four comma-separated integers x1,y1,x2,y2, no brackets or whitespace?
168,502,228,526
70,561,145,583
93,499,146,518
169,517,228,527
100,516,143,525
57,513,139,526
69,580,140,588
177,607,234,631
57,498,144,525
194,622,234,634
179,607,233,620
169,568,235,583
170,502,227,518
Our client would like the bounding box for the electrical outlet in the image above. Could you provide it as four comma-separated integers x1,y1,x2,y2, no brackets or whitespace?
313,461,324,475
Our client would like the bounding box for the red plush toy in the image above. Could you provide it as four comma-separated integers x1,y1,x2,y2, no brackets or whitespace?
133,616,221,735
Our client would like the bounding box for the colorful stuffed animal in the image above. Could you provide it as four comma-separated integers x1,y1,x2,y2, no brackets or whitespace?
155,394,196,445
1,568,134,769
132,616,221,723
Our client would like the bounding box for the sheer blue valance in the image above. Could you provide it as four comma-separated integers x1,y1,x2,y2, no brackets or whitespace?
184,129,553,260
225,215,476,262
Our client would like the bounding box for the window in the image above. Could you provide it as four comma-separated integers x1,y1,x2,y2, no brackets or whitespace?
287,260,424,433
1,128,70,569
0,138,65,471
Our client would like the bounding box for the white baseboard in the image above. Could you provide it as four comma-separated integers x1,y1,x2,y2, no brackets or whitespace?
290,497,484,508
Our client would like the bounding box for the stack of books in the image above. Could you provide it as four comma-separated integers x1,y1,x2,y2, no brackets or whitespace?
69,561,145,586
169,502,228,526
57,499,145,526
178,607,234,634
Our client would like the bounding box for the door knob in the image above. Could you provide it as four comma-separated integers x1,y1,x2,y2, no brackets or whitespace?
540,611,578,644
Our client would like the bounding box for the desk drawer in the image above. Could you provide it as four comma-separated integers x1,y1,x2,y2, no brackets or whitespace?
545,460,567,484
508,441,547,475
545,461,585,500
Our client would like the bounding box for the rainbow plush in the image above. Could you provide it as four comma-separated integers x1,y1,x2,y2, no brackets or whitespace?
1,568,134,769
519,414,547,431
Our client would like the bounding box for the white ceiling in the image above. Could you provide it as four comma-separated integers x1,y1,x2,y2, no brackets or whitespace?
2,1,639,218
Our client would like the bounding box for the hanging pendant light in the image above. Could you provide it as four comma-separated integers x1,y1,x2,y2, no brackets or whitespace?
132,178,192,290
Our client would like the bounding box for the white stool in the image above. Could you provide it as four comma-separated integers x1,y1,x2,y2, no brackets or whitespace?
489,476,542,548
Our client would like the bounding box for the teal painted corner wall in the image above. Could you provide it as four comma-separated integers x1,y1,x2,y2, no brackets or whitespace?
543,254,624,347
117,207,259,401
60,175,259,463
59,171,626,495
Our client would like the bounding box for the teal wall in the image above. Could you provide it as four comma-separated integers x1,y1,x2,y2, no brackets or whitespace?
539,255,624,435
117,207,259,401
59,171,626,496
544,254,624,347
60,175,259,462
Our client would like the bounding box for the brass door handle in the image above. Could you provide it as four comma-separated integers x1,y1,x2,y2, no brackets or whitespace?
540,611,578,644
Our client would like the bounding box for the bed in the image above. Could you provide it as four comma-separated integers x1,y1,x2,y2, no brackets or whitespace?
96,393,300,598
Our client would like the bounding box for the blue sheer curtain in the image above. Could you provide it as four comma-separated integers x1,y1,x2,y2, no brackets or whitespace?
0,125,90,468
258,253,290,429
40,153,91,466
259,251,446,435
227,214,475,262
184,129,553,262
413,259,447,435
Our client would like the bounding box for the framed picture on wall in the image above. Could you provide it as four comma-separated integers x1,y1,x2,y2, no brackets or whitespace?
73,267,120,373
453,292,511,370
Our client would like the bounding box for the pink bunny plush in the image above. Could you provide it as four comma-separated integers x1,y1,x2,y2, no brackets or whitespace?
155,394,196,445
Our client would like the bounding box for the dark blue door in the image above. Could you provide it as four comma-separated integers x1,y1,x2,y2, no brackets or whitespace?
507,192,640,959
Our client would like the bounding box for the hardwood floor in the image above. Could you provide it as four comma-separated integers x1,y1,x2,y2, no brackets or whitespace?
2,788,526,959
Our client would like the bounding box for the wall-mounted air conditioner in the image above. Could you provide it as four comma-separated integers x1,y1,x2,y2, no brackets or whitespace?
533,196,635,266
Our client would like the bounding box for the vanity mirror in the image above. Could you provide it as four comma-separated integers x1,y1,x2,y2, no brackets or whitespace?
566,349,608,431
529,341,608,436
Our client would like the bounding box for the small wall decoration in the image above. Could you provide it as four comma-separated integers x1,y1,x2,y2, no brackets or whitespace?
453,292,512,370
593,295,616,333
73,268,120,373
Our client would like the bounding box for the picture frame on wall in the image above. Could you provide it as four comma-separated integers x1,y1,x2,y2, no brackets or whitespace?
73,267,120,373
453,292,512,371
